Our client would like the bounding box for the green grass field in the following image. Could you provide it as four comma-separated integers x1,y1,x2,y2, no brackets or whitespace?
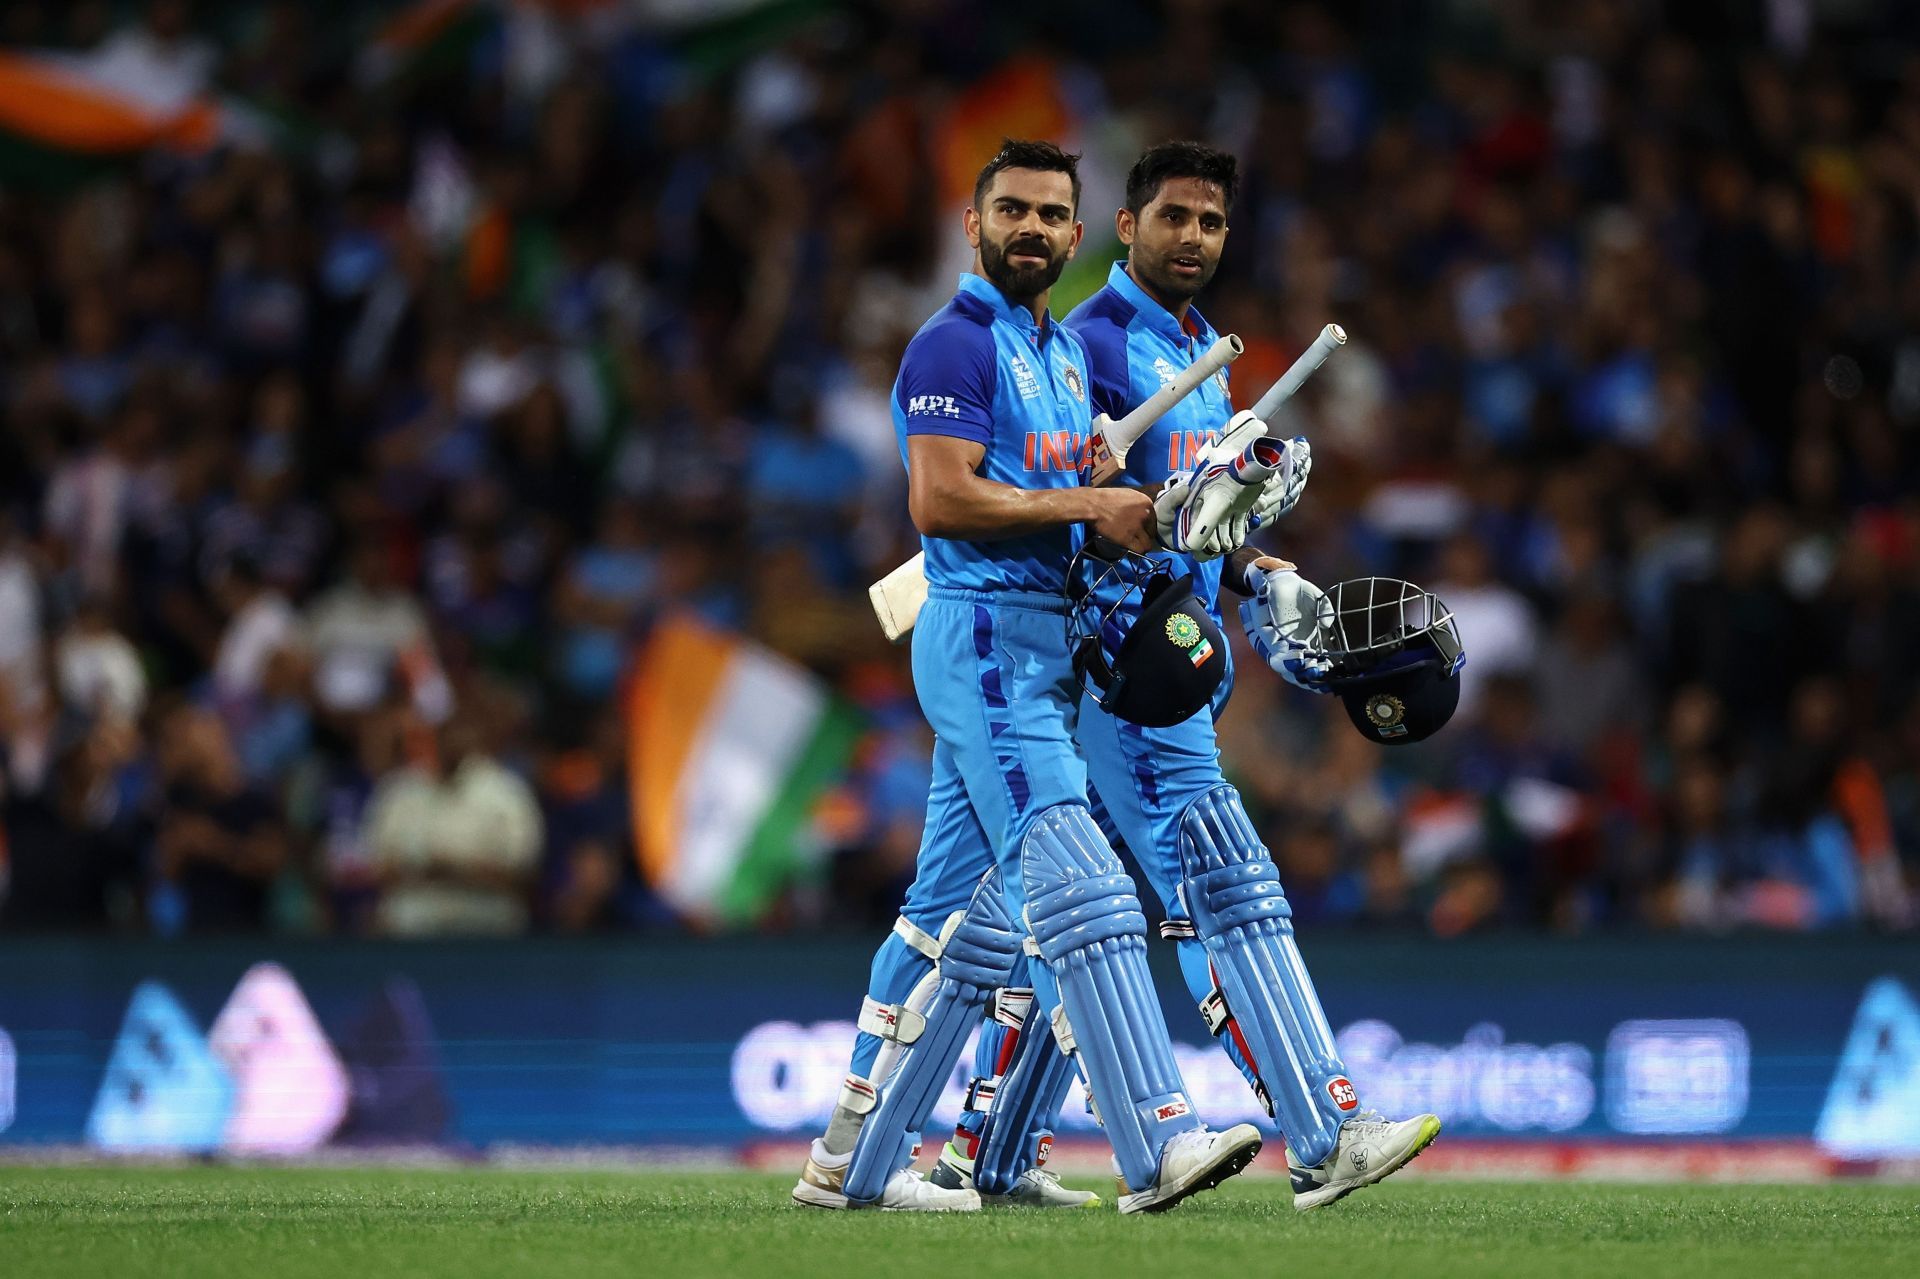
3,1167,1917,1279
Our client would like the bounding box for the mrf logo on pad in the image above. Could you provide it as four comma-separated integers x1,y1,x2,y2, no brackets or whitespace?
1328,1077,1359,1110
1154,1096,1192,1122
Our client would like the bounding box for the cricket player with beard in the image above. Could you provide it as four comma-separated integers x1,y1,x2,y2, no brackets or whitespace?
792,139,1263,1214
930,142,1442,1210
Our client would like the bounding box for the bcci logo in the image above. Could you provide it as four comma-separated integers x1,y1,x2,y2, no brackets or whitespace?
1366,694,1408,738
1063,364,1085,403
1165,613,1214,668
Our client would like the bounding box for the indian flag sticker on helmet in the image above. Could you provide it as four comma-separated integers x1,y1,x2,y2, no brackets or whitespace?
1166,613,1213,667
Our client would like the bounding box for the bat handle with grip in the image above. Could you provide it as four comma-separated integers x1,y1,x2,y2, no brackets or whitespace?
1251,323,1346,423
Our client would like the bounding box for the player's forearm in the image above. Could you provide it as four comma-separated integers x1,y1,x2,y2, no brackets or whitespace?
909,473,1110,541
1222,547,1297,596
1221,546,1265,596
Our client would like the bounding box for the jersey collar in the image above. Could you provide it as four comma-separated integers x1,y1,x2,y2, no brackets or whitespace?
957,272,1059,340
1106,260,1213,344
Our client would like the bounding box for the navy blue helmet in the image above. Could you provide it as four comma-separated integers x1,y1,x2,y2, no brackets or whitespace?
1315,577,1465,745
1066,537,1227,728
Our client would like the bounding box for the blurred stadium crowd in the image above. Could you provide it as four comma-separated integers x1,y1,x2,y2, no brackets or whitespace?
1,0,1918,938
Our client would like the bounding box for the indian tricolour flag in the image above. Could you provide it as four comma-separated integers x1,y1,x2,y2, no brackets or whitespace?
0,46,267,187
628,614,864,928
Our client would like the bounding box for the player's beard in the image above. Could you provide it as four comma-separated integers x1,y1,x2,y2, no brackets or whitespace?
980,232,1068,302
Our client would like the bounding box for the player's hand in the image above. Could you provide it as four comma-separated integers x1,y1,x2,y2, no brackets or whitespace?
1249,436,1311,530
1238,564,1335,693
1086,486,1156,552
1156,410,1278,560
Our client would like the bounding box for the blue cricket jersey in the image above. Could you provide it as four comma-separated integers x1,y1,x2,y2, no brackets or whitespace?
894,273,1095,596
1065,261,1235,618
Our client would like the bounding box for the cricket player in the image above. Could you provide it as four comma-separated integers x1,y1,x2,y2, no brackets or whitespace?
930,142,1441,1211
792,140,1262,1214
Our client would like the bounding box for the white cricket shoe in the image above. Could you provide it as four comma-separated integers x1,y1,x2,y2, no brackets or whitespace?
791,1139,981,1212
1115,1123,1263,1215
928,1142,1101,1208
1289,1111,1441,1210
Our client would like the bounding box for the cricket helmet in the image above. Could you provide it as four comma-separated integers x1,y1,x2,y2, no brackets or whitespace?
1315,576,1465,745
1066,536,1226,728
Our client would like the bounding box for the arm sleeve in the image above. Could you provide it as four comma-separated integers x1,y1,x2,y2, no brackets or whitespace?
897,324,996,446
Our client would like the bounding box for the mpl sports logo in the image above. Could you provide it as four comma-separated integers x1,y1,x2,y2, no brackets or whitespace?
906,394,962,418
1154,1096,1192,1122
1328,1077,1359,1111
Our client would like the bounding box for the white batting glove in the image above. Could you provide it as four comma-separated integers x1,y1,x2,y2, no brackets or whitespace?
1238,564,1334,693
1249,435,1311,530
1152,410,1279,560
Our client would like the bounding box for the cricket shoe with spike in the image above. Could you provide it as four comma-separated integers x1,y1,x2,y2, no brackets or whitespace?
1289,1111,1441,1210
1115,1123,1263,1215
928,1142,1101,1208
791,1139,981,1211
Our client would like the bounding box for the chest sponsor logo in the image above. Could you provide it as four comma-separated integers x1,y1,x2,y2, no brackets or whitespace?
906,394,962,418
1009,355,1041,400
1024,430,1093,473
1166,429,1221,471
1152,357,1179,388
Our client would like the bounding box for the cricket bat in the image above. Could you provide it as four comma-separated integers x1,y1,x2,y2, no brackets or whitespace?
1252,323,1345,420
869,334,1244,643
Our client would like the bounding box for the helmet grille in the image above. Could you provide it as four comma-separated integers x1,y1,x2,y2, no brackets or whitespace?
1317,577,1460,673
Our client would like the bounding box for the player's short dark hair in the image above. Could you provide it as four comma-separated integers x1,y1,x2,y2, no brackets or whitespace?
1125,141,1239,215
973,138,1082,212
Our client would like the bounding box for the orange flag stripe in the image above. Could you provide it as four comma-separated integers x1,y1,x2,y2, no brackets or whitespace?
626,614,736,889
0,51,218,153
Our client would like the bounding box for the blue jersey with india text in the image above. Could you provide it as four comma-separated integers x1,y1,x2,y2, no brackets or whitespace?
894,273,1095,595
1065,260,1235,617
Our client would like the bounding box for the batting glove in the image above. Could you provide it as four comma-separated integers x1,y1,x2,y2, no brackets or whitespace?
1249,436,1311,531
1239,564,1335,693
1153,410,1279,560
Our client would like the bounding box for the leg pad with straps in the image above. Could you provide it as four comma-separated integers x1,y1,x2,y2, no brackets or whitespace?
970,984,1080,1195
1180,784,1354,1169
842,871,1021,1202
1022,803,1201,1192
